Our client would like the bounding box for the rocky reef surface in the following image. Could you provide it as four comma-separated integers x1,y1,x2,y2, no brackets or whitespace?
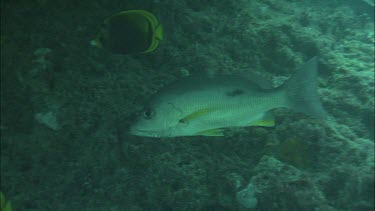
1,0,373,210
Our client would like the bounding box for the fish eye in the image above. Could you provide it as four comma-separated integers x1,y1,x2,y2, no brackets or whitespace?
143,109,154,119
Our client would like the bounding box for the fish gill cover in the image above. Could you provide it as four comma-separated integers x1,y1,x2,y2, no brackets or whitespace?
0,0,374,210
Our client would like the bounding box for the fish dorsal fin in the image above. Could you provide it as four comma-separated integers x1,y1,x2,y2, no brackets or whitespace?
195,128,224,136
180,108,213,123
249,111,275,127
206,71,274,90
241,72,274,89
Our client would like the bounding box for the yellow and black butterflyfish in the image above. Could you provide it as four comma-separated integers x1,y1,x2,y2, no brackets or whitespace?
91,10,163,54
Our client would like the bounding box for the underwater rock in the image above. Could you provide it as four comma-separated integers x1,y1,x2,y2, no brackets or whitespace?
35,111,60,130
236,183,258,208
244,156,335,210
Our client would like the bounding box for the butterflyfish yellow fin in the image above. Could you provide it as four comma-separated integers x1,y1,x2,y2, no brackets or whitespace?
142,10,163,52
249,111,275,127
180,108,214,123
154,24,163,40
113,10,152,19
144,30,160,53
108,10,152,35
139,10,158,27
196,128,224,136
140,10,163,40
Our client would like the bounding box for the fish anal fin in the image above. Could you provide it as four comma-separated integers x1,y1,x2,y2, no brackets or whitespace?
196,128,224,136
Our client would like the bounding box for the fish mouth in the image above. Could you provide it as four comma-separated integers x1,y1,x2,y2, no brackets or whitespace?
129,128,161,138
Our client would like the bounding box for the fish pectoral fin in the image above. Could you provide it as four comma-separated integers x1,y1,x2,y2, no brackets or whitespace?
249,111,275,127
180,108,214,123
195,128,224,136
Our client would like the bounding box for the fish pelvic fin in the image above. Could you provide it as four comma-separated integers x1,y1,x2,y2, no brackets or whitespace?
195,128,224,136
180,108,214,123
249,111,275,127
282,57,326,119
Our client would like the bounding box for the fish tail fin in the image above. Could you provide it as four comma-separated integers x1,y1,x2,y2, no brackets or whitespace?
282,57,326,118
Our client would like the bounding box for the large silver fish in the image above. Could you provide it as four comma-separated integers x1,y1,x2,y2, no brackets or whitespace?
130,57,325,138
